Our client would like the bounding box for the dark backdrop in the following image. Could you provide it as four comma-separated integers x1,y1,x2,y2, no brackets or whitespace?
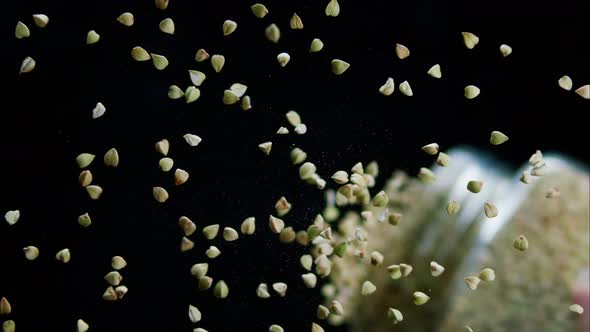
1,0,589,331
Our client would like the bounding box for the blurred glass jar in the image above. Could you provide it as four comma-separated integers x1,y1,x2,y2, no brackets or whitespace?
323,148,589,332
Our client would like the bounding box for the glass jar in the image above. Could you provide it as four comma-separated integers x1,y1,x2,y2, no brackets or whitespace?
323,148,589,332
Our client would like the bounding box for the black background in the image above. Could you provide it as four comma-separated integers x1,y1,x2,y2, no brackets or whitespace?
1,0,589,331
